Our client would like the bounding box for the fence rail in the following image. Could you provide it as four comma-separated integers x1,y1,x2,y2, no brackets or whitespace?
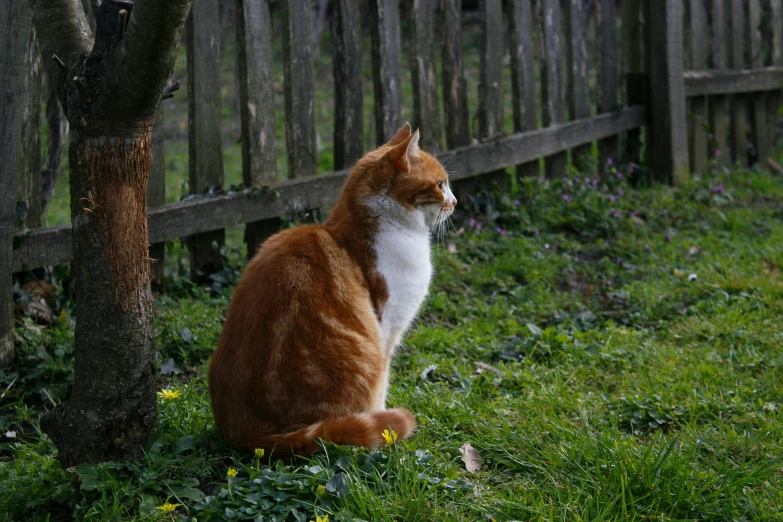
3,0,783,360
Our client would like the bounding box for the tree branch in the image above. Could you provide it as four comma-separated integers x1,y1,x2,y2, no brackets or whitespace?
110,0,192,122
30,0,93,112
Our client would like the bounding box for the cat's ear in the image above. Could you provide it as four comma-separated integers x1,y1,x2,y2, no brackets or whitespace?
387,129,421,173
385,122,412,146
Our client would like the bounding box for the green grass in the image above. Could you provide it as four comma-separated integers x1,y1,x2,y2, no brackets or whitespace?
3,160,783,521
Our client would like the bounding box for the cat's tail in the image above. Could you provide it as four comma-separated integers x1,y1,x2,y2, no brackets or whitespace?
233,408,417,458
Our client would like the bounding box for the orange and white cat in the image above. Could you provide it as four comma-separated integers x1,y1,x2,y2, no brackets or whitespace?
208,124,456,457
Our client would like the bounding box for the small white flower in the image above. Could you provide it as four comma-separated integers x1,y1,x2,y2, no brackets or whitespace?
688,273,698,281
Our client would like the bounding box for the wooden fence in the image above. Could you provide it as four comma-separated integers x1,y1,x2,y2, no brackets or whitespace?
2,0,782,355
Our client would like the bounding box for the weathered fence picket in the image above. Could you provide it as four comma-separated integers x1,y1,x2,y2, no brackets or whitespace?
566,0,592,169
186,0,225,278
149,105,166,291
730,0,748,166
598,0,618,172
370,0,404,145
539,0,567,178
331,0,364,169
440,0,470,150
748,0,768,166
769,0,783,159
709,0,731,165
687,0,708,174
410,0,442,152
622,0,643,165
508,0,538,179
236,0,278,255
282,0,317,178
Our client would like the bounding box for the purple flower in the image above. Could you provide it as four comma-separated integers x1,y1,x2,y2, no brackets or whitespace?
496,227,506,236
710,183,724,193
607,279,613,287
476,222,482,231
562,194,573,203
514,199,520,206
616,172,624,179
469,217,476,228
607,157,613,166
645,243,650,250
612,210,622,218
715,149,722,158
616,257,623,265
609,194,618,203
628,164,635,173
574,177,581,184
535,229,540,237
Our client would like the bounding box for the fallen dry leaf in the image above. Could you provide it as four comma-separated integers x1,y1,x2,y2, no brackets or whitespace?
762,258,780,275
23,280,56,299
631,215,645,226
459,442,482,473
687,245,701,256
18,295,54,325
674,269,683,277
474,361,505,376
448,243,457,254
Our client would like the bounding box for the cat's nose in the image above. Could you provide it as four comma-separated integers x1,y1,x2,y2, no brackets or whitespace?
450,196,457,208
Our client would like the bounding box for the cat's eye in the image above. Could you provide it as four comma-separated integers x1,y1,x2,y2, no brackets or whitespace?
437,181,443,189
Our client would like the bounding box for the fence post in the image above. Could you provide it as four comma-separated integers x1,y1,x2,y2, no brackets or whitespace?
566,0,592,170
768,0,783,157
709,0,730,166
20,25,42,231
282,0,318,178
440,0,470,150
237,0,279,255
539,0,567,178
148,102,166,292
370,0,404,145
598,0,618,173
508,0,538,179
332,0,364,169
748,0,769,167
410,0,442,152
645,0,689,184
729,0,748,166
622,0,643,166
687,0,708,175
0,2,33,366
187,0,225,280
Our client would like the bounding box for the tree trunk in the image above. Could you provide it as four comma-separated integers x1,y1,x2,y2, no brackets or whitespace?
31,0,193,467
42,129,157,465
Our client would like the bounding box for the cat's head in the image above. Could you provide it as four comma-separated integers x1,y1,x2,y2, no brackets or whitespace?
347,123,457,229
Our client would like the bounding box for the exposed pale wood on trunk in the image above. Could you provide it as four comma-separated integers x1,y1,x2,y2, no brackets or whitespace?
646,0,689,184
236,0,279,256
508,0,539,179
539,0,567,178
13,106,648,273
730,0,748,166
410,0,443,151
282,0,317,176
369,0,404,144
687,0,708,174
332,0,364,168
440,0,471,149
187,0,225,279
709,0,730,165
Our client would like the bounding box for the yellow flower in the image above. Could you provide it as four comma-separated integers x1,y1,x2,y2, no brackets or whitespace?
227,467,238,478
382,429,398,445
310,516,329,522
155,501,181,513
157,388,181,400
316,484,327,496
254,448,264,458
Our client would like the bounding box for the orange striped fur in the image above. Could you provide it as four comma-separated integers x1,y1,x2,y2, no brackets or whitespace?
208,124,456,458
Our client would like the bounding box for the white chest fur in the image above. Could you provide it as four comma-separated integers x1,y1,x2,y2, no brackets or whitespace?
373,216,432,355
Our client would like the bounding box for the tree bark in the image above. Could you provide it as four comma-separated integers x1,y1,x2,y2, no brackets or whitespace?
31,0,192,467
